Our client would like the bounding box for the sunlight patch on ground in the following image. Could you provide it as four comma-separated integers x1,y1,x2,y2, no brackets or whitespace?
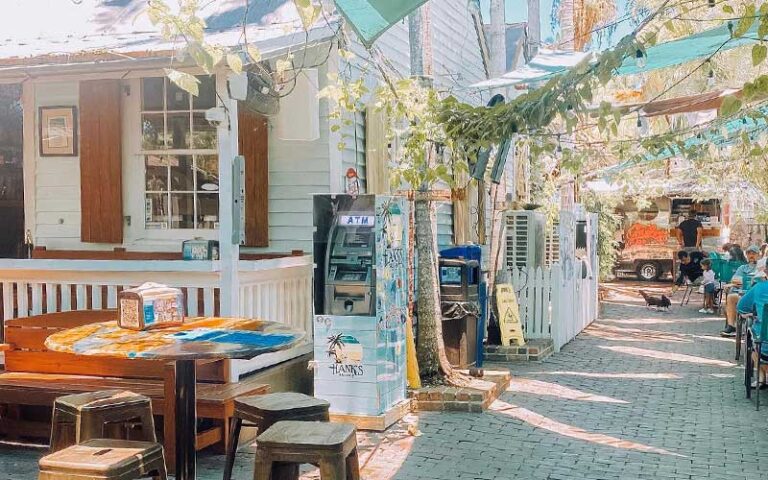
584,324,692,343
489,400,685,457
709,373,736,378
508,378,629,403
601,317,721,326
598,345,736,367
533,371,682,380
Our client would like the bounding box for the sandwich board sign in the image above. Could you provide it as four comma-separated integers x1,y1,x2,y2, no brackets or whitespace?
495,284,526,347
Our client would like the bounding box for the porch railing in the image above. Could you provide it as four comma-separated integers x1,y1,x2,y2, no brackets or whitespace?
0,256,314,377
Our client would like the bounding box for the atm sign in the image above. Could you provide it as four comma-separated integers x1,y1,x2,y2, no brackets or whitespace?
340,215,374,226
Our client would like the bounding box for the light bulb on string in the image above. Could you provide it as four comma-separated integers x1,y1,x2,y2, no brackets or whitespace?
706,60,715,88
708,0,715,7
556,135,562,153
635,49,647,69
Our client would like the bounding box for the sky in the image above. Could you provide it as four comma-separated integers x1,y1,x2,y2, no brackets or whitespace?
479,0,634,50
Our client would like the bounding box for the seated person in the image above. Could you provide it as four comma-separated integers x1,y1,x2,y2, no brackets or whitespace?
699,258,717,314
729,244,747,263
672,251,703,292
722,245,761,337
736,267,768,389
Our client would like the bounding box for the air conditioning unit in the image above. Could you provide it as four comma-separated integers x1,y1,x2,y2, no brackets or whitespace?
504,210,546,270
545,220,560,266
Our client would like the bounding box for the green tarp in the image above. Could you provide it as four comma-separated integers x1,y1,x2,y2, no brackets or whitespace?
334,0,429,46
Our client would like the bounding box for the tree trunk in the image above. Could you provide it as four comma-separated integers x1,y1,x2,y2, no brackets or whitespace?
414,197,454,379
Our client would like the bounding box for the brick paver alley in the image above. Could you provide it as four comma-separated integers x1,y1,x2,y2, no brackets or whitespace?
0,282,766,479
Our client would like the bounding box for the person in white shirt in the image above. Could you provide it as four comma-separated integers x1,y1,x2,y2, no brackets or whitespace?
699,258,717,314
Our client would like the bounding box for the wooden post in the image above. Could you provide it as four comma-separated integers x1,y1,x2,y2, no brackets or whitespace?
217,73,240,316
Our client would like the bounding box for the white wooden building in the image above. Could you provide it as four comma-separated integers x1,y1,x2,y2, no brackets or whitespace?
0,0,494,379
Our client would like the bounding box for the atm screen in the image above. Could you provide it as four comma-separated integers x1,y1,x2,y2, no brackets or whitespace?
337,271,367,282
343,231,372,248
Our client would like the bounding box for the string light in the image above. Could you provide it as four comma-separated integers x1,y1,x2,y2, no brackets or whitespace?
706,60,715,88
635,49,647,69
708,0,715,7
556,134,562,153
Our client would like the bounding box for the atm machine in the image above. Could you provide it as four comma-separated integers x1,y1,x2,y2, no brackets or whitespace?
313,194,409,418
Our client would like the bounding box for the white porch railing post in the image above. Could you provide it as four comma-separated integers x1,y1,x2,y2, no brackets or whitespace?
217,73,240,317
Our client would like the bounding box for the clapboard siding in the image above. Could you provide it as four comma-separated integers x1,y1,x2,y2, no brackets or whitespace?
430,0,487,103
34,83,82,247
342,0,487,250
242,61,332,255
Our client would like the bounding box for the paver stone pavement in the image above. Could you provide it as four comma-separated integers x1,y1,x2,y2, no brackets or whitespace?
0,282,766,479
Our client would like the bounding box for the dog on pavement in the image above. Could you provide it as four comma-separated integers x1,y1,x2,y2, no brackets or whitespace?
639,290,671,311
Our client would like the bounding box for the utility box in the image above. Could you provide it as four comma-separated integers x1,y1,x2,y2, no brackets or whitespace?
312,194,409,417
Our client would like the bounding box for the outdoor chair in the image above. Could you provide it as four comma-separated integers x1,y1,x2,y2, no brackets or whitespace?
38,438,167,480
744,303,768,410
253,421,360,480
223,392,330,480
50,390,156,452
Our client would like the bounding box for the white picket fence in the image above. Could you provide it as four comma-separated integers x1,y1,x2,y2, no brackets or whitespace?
510,261,598,351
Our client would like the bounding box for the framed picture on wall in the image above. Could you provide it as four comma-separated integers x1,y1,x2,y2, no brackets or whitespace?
39,106,77,156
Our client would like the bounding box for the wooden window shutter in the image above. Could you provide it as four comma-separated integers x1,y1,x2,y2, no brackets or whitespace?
238,108,269,247
79,79,123,243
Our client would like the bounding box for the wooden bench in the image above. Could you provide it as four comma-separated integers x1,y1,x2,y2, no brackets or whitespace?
0,310,269,472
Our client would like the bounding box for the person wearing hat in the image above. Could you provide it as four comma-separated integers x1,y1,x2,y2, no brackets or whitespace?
722,245,761,337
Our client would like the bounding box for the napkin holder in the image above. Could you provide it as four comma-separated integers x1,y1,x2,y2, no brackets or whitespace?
118,283,185,330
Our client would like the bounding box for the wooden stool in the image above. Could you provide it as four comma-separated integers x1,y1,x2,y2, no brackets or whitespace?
223,392,330,480
38,438,167,480
50,390,156,452
254,421,359,480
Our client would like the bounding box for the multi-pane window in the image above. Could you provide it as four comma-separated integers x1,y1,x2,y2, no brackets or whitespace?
141,76,219,229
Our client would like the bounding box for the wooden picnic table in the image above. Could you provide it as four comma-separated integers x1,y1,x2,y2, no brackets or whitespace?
45,316,305,480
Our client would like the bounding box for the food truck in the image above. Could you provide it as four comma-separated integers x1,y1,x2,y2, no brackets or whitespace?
614,196,724,281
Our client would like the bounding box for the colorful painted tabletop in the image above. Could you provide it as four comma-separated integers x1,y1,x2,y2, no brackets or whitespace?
45,316,305,360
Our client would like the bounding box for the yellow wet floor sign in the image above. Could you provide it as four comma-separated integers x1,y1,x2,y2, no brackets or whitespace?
495,284,526,347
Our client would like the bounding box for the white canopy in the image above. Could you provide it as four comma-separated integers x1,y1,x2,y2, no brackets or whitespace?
472,48,593,90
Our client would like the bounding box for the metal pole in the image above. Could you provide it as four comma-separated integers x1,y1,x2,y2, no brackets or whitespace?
175,359,197,480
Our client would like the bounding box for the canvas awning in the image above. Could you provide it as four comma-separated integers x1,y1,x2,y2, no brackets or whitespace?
474,21,761,90
472,48,593,90
334,0,429,47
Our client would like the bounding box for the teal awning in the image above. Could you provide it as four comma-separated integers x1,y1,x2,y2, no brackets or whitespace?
474,21,761,89
334,0,429,46
616,21,760,76
599,105,768,178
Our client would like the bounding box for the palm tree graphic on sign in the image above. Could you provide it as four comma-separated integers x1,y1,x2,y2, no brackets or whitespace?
326,334,363,364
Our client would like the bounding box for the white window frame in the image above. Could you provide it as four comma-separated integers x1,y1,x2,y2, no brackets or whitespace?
121,74,222,245
139,75,219,233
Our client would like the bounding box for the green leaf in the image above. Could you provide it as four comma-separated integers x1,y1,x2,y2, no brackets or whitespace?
722,5,734,14
759,16,768,39
734,5,756,37
276,58,292,75
719,95,743,116
294,0,321,30
753,44,767,66
165,69,200,96
226,53,243,74
246,45,262,62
